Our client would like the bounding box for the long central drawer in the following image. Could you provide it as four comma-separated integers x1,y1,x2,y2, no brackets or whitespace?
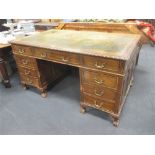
33,48,80,66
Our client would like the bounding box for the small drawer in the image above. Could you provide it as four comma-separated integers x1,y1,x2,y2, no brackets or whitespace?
83,55,120,72
12,45,32,56
49,51,80,65
14,55,37,69
18,67,39,77
83,94,114,112
20,74,40,87
81,70,118,90
63,53,80,65
82,84,117,102
33,48,49,59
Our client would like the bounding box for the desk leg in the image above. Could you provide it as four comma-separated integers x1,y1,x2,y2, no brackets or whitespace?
111,116,119,127
39,88,47,98
41,91,47,98
0,58,11,88
80,104,86,113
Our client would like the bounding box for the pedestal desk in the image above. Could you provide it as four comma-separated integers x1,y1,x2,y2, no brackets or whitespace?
11,30,141,126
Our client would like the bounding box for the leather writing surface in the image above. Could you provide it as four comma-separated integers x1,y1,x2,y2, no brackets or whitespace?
11,29,141,60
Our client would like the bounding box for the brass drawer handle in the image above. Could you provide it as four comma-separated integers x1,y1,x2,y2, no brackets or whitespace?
95,62,106,69
94,100,101,108
61,57,69,62
94,78,104,84
24,70,30,75
41,53,47,58
22,59,28,65
94,90,104,97
18,48,25,54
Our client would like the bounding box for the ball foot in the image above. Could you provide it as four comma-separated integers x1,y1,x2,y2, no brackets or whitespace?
111,116,119,127
41,92,47,98
80,106,86,113
113,120,119,127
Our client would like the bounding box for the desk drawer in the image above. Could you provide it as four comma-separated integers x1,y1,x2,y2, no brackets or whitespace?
14,55,37,69
33,48,80,65
82,83,117,102
48,50,80,65
12,45,32,56
20,74,40,87
18,67,39,77
33,48,49,59
81,70,118,90
83,94,114,112
83,55,120,72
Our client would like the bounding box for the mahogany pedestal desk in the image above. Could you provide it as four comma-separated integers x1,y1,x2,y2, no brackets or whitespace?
11,30,141,126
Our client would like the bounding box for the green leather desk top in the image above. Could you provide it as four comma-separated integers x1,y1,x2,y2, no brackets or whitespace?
11,29,141,60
